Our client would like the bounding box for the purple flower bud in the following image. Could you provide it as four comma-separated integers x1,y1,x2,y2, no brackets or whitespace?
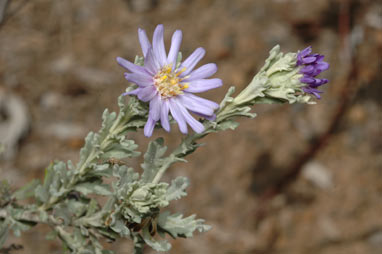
297,46,329,99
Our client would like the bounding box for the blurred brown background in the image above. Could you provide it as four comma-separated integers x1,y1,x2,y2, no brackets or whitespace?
0,0,381,253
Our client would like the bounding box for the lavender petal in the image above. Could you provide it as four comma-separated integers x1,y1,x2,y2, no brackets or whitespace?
144,116,156,137
167,30,182,67
176,99,205,133
179,47,206,76
149,95,161,121
123,87,141,96
178,93,218,115
160,99,170,132
116,57,150,76
184,78,222,93
184,63,217,81
299,65,315,75
152,24,167,67
137,86,157,102
301,56,317,64
144,47,160,75
124,73,153,87
169,98,188,134
300,76,315,84
138,28,151,57
190,111,216,121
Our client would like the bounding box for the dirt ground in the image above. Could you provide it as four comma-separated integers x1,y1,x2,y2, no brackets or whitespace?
0,0,381,253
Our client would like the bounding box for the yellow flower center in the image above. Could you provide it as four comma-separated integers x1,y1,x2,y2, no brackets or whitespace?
153,65,189,98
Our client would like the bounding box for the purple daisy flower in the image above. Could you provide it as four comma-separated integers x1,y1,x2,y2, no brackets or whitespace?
117,24,222,137
297,46,329,99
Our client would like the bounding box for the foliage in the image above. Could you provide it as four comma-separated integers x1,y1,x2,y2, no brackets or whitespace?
0,46,317,253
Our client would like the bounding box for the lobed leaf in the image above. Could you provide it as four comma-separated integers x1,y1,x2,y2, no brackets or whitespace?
166,176,189,201
158,211,211,238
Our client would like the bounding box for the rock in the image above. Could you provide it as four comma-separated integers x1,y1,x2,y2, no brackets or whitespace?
44,122,86,140
318,216,341,242
368,230,382,247
365,2,382,29
40,92,63,109
302,161,333,189
0,90,30,160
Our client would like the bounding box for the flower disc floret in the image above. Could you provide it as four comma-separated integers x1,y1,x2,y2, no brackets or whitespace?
154,65,189,98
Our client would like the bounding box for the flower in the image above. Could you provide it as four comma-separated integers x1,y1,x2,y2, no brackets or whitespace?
117,24,222,137
297,46,329,99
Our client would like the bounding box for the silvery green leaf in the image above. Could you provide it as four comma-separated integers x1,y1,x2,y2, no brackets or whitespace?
216,86,257,123
0,221,9,248
77,132,99,170
43,163,55,189
214,120,240,131
134,55,144,66
166,176,189,201
98,109,117,142
53,204,72,225
80,226,89,237
158,212,211,238
124,93,148,118
12,179,40,200
172,134,204,158
112,165,139,186
252,96,284,104
141,138,167,183
231,74,267,106
101,139,140,159
219,86,236,110
97,228,118,241
67,160,75,171
85,199,99,217
102,197,116,213
110,216,130,237
176,52,182,69
121,207,142,224
89,163,113,178
67,199,88,218
265,48,296,76
0,180,11,207
9,219,33,237
49,161,69,197
74,182,112,196
125,182,169,215
35,185,49,203
142,225,171,252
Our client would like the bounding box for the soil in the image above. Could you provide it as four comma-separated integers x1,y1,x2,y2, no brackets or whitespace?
0,0,381,253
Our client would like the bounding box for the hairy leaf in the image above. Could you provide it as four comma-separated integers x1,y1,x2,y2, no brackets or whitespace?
0,221,9,248
141,138,167,183
166,176,189,201
74,183,112,196
12,179,40,200
158,212,211,238
142,225,171,252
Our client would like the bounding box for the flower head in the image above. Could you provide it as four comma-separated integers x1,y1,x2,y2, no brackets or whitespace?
297,46,329,99
232,45,330,106
117,25,222,137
